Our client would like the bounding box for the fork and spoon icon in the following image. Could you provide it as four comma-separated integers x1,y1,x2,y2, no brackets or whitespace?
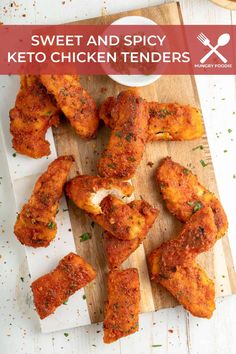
197,33,230,64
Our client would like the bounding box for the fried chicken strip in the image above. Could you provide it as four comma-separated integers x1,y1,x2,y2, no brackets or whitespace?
148,248,215,319
90,195,153,241
105,200,158,268
66,175,133,215
99,97,204,141
31,252,96,319
103,269,140,343
40,75,98,138
14,155,74,247
156,157,228,239
98,89,149,179
10,75,60,158
147,207,217,318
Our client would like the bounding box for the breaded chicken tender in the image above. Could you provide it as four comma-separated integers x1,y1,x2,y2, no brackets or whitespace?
147,208,217,318
156,157,228,239
99,97,204,141
90,195,150,241
40,75,99,138
10,75,60,158
105,200,158,268
98,89,149,179
159,207,217,271
14,156,74,247
66,175,133,215
31,252,96,319
148,102,204,141
103,268,140,343
148,248,215,319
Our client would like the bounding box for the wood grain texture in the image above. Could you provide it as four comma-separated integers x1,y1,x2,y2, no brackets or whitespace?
210,0,236,10
52,2,236,323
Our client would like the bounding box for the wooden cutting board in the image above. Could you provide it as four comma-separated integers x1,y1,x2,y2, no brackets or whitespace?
52,1,236,323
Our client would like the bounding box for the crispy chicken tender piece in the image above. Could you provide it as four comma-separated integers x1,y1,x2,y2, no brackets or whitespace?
148,248,215,319
10,75,60,158
90,195,152,241
148,102,204,141
31,252,96,319
98,89,149,179
66,175,133,215
159,207,217,271
147,208,217,319
99,97,204,141
156,157,228,239
105,200,159,268
103,268,140,343
14,156,74,247
40,75,99,139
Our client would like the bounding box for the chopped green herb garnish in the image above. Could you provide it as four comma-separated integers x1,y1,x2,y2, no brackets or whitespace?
63,300,68,305
193,201,202,213
115,131,123,138
152,344,162,347
127,156,136,162
64,333,69,337
20,277,24,282
47,221,56,229
107,163,116,169
228,129,232,133
233,174,236,179
187,201,194,206
46,111,52,115
183,168,190,175
82,294,86,300
192,145,203,151
12,153,16,157
158,108,172,118
80,233,91,242
200,159,208,167
125,133,133,142
224,150,228,153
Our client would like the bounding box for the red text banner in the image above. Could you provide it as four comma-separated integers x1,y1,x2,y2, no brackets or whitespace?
0,25,235,75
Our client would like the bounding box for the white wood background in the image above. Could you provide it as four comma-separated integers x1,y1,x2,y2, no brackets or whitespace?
0,1,236,353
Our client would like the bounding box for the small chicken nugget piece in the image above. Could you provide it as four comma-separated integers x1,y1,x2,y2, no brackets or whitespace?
148,248,215,319
159,207,217,271
103,268,140,343
156,157,228,239
66,175,133,215
40,75,98,138
10,75,60,158
14,155,74,247
31,252,96,319
99,98,204,141
105,200,159,268
98,89,149,179
148,102,204,141
90,195,148,241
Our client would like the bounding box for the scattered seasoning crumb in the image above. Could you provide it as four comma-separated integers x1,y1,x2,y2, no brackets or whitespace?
64,333,69,337
228,128,232,133
91,221,95,228
12,153,16,157
147,161,154,167
211,108,216,111
22,14,26,17
200,159,208,167
83,294,86,300
168,329,174,333
100,87,107,93
223,150,228,153
80,233,91,242
68,228,71,232
192,145,203,151
20,277,24,282
233,174,236,179
92,344,96,347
